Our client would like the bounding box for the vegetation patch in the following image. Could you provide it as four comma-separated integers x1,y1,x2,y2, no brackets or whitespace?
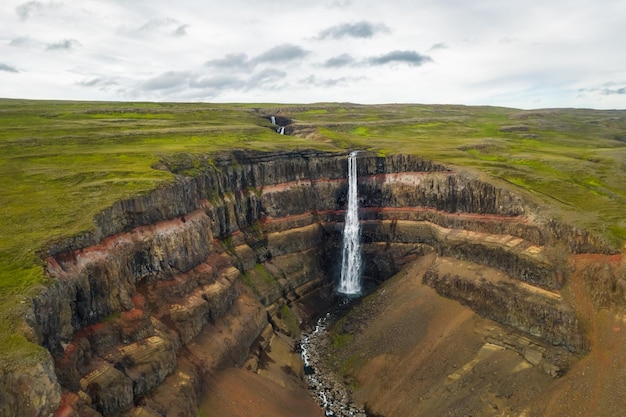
332,332,354,349
278,304,300,337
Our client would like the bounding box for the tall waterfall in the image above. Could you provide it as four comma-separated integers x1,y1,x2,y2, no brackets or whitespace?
270,116,276,125
338,151,362,295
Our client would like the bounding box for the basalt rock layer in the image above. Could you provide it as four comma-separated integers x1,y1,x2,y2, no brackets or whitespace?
3,150,618,417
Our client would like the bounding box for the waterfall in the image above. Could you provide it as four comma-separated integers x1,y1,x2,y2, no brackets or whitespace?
277,126,285,135
271,116,276,125
338,151,361,295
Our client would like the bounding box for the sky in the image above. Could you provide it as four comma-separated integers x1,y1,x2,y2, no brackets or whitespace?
1,0,625,109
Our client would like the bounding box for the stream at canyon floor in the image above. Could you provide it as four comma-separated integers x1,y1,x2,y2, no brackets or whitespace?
299,311,367,417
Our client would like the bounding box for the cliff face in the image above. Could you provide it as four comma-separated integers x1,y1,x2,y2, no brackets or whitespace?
4,150,618,417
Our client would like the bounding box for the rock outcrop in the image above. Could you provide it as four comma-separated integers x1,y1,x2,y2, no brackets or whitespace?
2,150,618,416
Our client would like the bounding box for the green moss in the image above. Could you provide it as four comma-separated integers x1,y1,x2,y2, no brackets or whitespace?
241,263,280,297
352,126,369,136
102,312,122,323
254,263,277,284
300,108,328,115
609,225,626,241
0,334,50,372
331,332,354,349
338,352,365,387
279,304,300,337
241,272,261,297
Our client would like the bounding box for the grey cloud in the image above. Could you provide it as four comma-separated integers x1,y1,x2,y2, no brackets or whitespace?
246,68,286,89
142,71,192,91
11,36,81,51
190,75,244,90
317,21,390,40
578,84,626,96
77,77,119,89
368,50,432,66
0,63,19,73
190,69,286,92
205,53,252,71
141,67,288,96
138,18,177,32
129,18,189,38
326,0,352,8
602,87,626,95
323,53,355,68
16,1,43,20
10,37,39,48
46,39,81,51
174,24,189,37
429,43,448,51
252,44,310,65
301,74,349,87
11,36,80,51
205,44,309,72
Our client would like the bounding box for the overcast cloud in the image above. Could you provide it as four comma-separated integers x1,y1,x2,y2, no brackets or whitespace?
0,63,19,73
1,0,625,108
316,21,390,40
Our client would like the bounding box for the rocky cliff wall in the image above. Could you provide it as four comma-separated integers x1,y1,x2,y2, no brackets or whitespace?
4,150,617,417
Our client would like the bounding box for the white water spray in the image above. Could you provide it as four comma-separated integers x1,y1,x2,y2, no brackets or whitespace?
277,126,285,135
338,151,361,295
270,116,276,125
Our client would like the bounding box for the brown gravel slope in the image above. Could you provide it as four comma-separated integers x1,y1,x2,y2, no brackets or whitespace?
328,253,626,417
199,366,323,417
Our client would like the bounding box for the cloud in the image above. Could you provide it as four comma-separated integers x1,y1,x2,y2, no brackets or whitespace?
77,77,119,90
46,39,81,51
246,68,286,89
367,50,432,66
190,69,286,92
10,37,39,48
173,24,189,37
301,74,350,87
252,44,310,65
323,53,355,68
206,44,309,71
0,63,19,73
11,36,81,52
124,18,190,38
602,87,626,95
190,75,244,90
205,53,252,72
578,84,626,97
138,18,177,33
429,43,448,51
141,67,289,96
142,71,192,91
316,21,390,40
16,1,43,20
10,36,81,52
326,0,352,8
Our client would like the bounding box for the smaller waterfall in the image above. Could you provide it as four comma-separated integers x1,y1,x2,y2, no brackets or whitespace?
277,126,285,135
338,151,361,295
270,116,276,125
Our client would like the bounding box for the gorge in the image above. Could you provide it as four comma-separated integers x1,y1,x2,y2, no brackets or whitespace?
2,147,625,417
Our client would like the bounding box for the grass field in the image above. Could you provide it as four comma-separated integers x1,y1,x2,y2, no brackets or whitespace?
1,99,625,365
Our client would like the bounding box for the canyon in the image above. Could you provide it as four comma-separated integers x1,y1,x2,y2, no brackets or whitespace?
2,149,624,417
